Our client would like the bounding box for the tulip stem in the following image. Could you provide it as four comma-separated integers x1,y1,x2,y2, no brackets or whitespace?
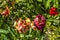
40,29,44,36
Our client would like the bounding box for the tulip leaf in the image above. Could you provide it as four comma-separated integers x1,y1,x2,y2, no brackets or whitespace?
53,0,58,8
37,0,42,2
45,0,51,9
0,29,9,34
16,0,26,3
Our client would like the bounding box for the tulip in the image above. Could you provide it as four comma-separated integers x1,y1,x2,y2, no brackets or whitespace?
49,7,58,15
34,14,46,30
14,18,28,33
1,7,10,16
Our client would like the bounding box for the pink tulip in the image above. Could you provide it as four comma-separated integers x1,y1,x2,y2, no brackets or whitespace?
34,14,46,30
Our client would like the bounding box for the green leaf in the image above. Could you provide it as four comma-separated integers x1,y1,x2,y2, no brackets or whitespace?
45,0,51,9
16,0,26,3
0,34,9,40
53,0,58,8
8,27,17,40
37,0,42,2
53,20,59,25
29,0,33,3
0,29,9,34
46,20,51,27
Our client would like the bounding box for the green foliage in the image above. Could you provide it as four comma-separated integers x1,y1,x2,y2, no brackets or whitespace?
0,0,60,40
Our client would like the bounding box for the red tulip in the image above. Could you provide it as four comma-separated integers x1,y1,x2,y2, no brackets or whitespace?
50,7,58,15
1,7,10,16
34,14,46,30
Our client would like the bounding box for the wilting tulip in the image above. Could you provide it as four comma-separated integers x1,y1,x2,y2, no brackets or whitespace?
1,7,10,16
34,14,46,30
14,18,28,33
49,7,58,16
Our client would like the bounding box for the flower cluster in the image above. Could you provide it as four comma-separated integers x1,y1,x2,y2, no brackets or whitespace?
0,6,58,33
14,14,46,33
